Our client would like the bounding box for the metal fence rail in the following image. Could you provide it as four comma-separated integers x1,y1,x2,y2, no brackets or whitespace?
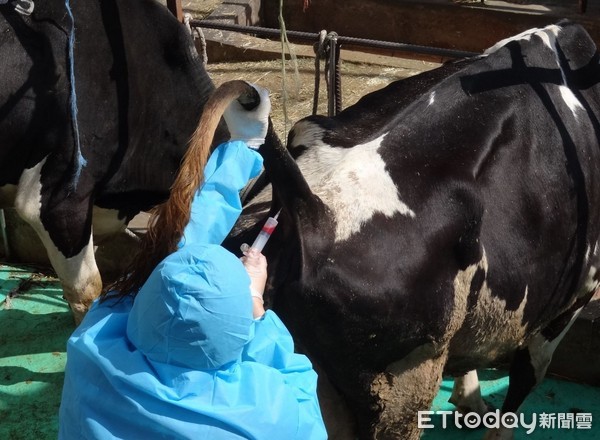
191,20,480,60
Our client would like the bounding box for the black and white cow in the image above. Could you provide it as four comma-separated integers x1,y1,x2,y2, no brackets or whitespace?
0,0,225,322
227,20,600,439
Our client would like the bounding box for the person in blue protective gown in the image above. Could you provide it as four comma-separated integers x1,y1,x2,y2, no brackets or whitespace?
58,82,327,440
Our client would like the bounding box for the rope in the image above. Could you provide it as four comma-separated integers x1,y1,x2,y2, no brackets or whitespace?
277,0,300,137
65,0,86,189
278,0,289,134
185,13,208,66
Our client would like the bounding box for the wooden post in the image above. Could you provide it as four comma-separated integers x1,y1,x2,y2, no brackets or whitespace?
166,0,184,22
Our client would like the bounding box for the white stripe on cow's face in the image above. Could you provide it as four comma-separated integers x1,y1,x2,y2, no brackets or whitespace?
296,131,416,242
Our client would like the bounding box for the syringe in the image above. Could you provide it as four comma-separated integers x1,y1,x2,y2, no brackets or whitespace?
240,210,280,253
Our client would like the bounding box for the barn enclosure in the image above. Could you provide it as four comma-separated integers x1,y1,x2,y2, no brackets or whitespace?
2,0,600,439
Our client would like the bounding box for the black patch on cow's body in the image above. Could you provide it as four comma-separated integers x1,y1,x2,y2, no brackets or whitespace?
0,6,69,184
2,0,226,257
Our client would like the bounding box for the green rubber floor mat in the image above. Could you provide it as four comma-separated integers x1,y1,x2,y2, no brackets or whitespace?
426,369,600,439
1,263,599,439
0,265,72,440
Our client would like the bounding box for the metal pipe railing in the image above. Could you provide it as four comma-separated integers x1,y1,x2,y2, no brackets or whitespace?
191,20,480,60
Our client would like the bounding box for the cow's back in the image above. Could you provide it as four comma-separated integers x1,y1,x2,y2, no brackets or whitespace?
279,20,600,376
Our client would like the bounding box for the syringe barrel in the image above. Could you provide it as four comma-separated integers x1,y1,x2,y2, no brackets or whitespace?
250,216,279,252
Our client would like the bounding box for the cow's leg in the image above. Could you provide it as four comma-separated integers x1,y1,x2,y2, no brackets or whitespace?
449,370,491,415
14,160,101,324
483,307,584,440
313,362,358,440
369,345,448,440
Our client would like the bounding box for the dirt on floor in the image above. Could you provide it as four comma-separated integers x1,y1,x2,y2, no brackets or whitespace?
179,0,223,19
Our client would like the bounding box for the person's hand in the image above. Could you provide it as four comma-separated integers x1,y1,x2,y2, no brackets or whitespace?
223,82,271,149
241,248,267,318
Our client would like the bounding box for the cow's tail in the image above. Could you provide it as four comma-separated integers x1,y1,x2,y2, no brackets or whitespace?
106,80,260,298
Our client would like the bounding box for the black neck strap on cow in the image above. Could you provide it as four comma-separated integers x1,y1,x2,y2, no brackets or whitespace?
0,0,34,16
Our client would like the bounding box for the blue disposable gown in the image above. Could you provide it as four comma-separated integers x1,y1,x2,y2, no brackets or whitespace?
59,141,327,440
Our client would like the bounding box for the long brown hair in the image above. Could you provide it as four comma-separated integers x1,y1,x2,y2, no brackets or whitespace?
105,80,260,298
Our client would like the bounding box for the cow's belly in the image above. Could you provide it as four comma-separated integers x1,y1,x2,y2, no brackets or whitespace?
444,249,531,373
445,305,529,374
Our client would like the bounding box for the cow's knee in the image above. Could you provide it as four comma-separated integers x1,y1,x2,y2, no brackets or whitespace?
48,235,102,323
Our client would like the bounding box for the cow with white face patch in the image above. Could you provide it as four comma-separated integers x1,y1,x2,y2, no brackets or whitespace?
0,0,226,322
225,20,600,439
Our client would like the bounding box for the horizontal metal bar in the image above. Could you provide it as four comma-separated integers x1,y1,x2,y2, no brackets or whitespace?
191,20,480,60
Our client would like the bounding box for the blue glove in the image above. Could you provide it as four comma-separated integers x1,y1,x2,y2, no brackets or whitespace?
223,82,271,149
